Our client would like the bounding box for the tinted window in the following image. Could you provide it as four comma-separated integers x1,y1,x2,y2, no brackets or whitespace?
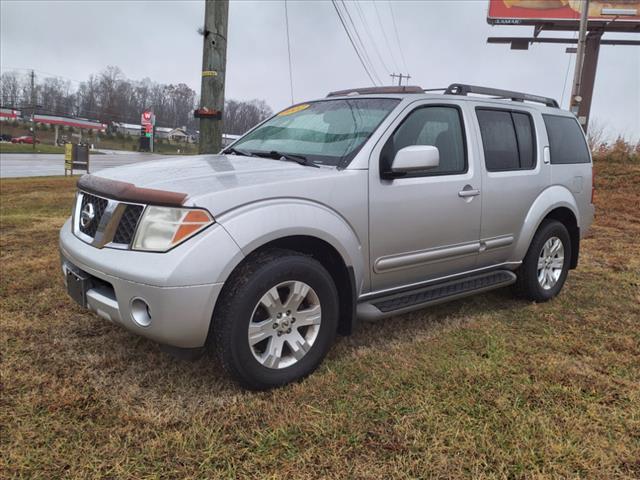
543,114,590,164
476,109,536,171
476,110,518,171
513,112,535,169
380,106,466,176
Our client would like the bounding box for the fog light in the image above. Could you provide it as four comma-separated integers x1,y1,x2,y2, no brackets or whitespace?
130,298,152,327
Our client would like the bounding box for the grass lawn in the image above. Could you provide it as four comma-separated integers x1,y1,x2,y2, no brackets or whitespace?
0,143,66,154
1,160,638,478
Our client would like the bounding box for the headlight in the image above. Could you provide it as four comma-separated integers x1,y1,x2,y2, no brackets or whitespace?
132,206,214,252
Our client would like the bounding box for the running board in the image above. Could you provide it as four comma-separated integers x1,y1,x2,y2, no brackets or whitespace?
357,270,516,321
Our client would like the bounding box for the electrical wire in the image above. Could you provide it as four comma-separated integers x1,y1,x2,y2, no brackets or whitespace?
388,0,409,74
284,0,294,104
339,1,382,85
353,1,391,76
560,31,578,108
373,0,400,74
331,0,378,85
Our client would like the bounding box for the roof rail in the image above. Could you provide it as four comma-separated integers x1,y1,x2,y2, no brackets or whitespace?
445,83,559,108
327,85,424,97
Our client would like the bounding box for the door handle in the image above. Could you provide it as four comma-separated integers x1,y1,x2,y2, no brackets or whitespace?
458,187,480,198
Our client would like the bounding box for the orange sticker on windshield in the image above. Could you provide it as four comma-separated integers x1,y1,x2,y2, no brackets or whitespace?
278,104,310,116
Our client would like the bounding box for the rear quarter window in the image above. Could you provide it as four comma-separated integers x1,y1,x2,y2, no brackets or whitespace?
543,114,591,164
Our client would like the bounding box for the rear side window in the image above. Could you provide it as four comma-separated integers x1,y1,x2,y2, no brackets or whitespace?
543,114,591,164
476,108,537,172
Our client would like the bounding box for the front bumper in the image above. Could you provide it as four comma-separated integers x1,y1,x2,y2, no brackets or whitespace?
59,218,244,348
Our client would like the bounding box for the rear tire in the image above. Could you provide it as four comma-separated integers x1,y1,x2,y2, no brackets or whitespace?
515,220,571,302
212,248,338,390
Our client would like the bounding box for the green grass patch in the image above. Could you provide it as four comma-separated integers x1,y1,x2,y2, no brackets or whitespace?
0,143,66,154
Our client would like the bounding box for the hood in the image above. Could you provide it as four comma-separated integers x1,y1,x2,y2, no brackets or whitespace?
90,154,345,213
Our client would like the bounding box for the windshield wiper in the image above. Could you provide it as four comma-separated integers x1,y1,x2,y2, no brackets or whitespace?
257,150,319,168
222,147,256,157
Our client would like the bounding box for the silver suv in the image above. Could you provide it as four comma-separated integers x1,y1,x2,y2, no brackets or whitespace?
60,84,594,389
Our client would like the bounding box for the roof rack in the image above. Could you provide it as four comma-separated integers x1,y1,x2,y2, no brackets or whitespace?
327,85,424,97
444,83,559,108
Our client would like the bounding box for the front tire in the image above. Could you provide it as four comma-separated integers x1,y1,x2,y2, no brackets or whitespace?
212,248,338,390
515,219,571,302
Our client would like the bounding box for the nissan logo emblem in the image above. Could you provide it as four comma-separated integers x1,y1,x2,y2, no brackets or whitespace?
80,202,96,228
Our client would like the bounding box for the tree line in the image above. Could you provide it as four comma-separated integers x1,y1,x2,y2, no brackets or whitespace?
0,66,273,134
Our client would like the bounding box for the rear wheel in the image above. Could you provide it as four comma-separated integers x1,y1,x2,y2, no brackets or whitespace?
515,220,571,302
213,248,338,390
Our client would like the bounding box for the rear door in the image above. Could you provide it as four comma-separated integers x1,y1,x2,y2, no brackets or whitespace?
473,106,549,267
368,101,482,292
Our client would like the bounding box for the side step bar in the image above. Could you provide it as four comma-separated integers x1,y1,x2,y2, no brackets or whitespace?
357,270,516,321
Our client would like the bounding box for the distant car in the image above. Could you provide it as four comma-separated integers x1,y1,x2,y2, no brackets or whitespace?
11,136,40,144
0,134,12,142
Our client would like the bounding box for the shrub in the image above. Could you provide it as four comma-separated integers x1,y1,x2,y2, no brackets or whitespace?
592,137,639,163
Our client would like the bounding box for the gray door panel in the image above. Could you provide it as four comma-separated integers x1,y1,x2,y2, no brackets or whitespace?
473,107,550,267
368,101,482,292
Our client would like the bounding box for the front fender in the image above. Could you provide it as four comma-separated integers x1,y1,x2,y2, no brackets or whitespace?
512,185,580,262
217,198,365,290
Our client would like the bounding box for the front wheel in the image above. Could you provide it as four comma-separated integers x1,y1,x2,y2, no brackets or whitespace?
212,248,338,390
515,219,571,302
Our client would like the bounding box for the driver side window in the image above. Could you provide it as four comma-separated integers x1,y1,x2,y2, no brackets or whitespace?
380,106,467,177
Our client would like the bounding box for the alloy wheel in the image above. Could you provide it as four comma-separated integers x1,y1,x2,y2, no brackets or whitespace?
537,236,565,290
247,280,322,369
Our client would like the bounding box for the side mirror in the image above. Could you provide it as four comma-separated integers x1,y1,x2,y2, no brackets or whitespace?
390,145,440,174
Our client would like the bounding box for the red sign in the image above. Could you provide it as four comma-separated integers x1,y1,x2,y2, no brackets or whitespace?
488,0,640,24
141,110,154,125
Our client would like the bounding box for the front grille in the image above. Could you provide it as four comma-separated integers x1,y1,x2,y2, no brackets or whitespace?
79,193,108,238
113,205,144,245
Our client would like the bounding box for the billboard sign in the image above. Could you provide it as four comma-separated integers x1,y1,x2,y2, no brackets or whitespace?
488,0,640,25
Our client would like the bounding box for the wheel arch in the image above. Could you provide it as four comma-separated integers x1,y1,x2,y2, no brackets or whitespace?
514,186,581,269
211,200,365,338
210,234,357,342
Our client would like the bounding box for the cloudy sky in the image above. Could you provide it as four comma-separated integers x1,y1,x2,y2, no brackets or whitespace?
1,0,638,138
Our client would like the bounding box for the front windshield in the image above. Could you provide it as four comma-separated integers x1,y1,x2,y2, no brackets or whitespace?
230,98,400,167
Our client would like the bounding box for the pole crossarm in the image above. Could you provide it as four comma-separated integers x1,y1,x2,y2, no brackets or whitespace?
487,37,640,46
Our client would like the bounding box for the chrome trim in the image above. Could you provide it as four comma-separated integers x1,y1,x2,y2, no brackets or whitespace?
360,261,522,301
481,235,514,251
72,190,146,249
374,241,480,273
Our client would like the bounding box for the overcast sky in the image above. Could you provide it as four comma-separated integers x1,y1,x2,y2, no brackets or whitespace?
1,0,638,139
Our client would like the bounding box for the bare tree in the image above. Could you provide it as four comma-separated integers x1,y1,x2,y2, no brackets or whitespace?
1,67,271,134
224,99,273,135
0,72,23,107
587,119,608,152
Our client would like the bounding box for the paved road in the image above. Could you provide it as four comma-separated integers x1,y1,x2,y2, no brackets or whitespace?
0,151,167,178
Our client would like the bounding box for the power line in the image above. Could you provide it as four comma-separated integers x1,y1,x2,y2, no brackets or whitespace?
1,66,85,84
284,0,294,104
353,1,391,76
339,1,382,85
561,31,578,108
373,0,400,74
388,1,409,73
331,0,377,86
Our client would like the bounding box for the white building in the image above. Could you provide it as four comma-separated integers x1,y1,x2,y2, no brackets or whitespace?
113,122,142,136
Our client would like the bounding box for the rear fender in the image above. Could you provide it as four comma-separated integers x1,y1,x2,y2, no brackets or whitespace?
512,185,580,262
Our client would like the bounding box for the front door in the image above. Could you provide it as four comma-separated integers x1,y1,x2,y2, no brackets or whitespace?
369,102,482,292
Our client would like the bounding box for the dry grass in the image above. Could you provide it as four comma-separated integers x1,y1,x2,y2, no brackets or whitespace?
1,161,639,479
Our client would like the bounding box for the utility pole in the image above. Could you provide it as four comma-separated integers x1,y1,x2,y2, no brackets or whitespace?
569,0,590,125
198,0,229,154
390,73,411,86
30,70,36,151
